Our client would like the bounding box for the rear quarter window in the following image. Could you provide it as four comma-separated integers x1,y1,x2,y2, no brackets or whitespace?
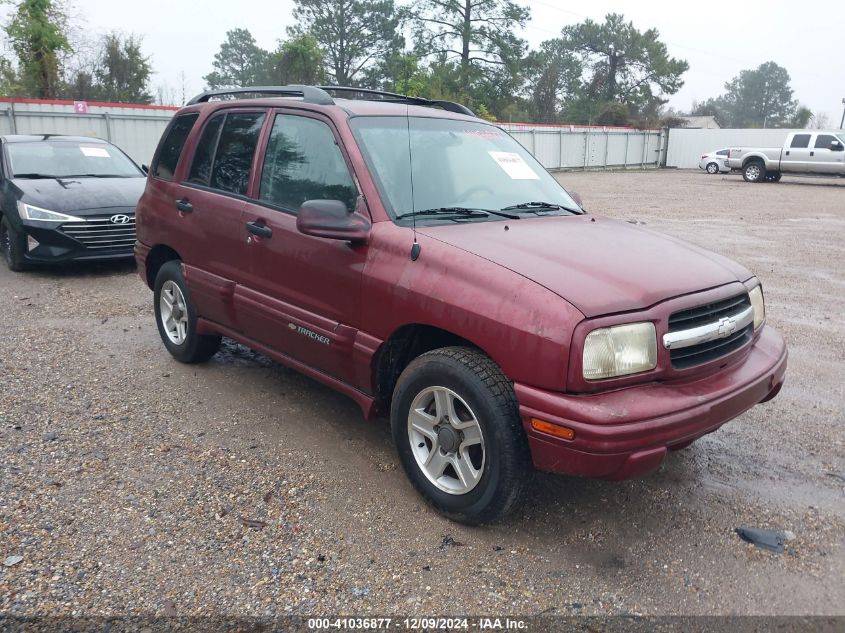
152,113,199,181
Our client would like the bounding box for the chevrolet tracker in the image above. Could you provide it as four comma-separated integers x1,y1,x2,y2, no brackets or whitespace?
135,86,788,524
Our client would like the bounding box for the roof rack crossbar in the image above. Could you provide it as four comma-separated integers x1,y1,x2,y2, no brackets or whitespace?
317,86,475,117
186,85,334,106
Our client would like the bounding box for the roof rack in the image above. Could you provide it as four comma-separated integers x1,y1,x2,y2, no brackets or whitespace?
186,84,475,117
186,85,334,106
318,86,475,117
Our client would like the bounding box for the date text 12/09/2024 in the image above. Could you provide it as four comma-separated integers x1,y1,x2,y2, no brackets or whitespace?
307,617,527,630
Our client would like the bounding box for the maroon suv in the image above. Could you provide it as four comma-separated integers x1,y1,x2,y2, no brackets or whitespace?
135,86,787,524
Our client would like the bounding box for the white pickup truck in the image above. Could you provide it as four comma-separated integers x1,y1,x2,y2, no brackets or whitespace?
727,131,845,182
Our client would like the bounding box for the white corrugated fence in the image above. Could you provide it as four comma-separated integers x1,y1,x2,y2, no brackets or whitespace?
0,98,177,165
499,122,665,170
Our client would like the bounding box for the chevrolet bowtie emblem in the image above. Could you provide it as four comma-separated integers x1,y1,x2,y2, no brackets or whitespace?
717,317,737,337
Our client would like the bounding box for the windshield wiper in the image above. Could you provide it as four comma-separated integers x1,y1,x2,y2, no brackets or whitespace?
13,173,61,179
60,174,128,178
502,201,582,214
395,207,490,221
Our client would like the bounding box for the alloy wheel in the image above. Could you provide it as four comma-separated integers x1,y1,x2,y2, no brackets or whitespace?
407,386,486,495
159,280,189,345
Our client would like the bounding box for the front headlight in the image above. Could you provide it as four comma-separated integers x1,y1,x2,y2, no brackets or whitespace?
749,285,765,330
16,201,83,223
583,322,658,380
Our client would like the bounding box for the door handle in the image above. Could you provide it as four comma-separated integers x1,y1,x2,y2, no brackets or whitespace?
785,151,790,156
175,199,193,214
246,221,272,238
810,151,814,157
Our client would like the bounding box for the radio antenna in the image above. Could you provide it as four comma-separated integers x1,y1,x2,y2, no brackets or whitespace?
406,103,421,261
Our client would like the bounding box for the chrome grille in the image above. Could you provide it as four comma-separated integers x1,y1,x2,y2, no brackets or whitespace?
667,293,753,369
60,216,136,251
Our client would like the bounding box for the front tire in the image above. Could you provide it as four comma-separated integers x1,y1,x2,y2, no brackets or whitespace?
706,162,719,174
153,260,221,363
391,347,532,525
0,215,28,272
742,160,765,183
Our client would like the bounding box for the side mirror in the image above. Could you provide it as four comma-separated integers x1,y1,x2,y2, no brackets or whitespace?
297,199,371,243
141,164,149,174
569,191,584,207
830,141,844,152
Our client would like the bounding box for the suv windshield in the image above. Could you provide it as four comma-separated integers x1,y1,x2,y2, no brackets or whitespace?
350,117,580,222
6,140,143,178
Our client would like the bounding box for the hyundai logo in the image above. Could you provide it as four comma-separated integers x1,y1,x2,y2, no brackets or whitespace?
110,214,131,225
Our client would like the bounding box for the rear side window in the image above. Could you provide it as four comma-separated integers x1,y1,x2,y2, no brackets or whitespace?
814,134,837,149
716,149,729,156
790,134,811,149
188,114,224,185
153,113,198,180
208,112,265,195
259,115,357,212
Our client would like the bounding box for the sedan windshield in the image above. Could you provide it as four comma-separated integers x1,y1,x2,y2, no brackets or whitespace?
350,117,580,221
6,140,143,178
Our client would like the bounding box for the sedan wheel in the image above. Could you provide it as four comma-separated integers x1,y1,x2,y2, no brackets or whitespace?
706,162,719,174
0,215,27,272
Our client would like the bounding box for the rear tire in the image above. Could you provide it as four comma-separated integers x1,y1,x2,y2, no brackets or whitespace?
705,162,719,174
153,260,221,363
742,160,765,183
0,215,28,272
391,346,532,525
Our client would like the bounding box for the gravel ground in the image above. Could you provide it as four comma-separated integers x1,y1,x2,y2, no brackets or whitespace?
1,169,843,619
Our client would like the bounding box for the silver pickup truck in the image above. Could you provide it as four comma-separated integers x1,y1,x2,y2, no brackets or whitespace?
727,131,845,182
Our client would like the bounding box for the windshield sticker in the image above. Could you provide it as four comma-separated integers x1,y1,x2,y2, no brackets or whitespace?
80,146,110,158
487,152,540,180
488,151,540,180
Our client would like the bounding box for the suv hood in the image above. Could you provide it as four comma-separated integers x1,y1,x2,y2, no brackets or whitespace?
11,177,145,215
419,215,752,317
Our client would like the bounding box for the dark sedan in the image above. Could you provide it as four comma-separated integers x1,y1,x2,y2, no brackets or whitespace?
0,134,146,271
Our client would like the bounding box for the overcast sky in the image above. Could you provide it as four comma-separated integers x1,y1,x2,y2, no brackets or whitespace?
4,0,844,124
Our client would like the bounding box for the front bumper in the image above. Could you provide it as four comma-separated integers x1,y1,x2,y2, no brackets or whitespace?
517,326,787,480
20,217,136,263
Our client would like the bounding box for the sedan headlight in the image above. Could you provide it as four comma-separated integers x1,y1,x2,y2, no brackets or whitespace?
17,201,83,223
749,285,765,330
583,322,657,380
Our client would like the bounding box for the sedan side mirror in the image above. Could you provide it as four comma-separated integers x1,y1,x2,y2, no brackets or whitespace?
297,199,371,243
830,141,844,152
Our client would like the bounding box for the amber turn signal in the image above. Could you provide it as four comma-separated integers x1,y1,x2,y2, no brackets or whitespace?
530,418,575,440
